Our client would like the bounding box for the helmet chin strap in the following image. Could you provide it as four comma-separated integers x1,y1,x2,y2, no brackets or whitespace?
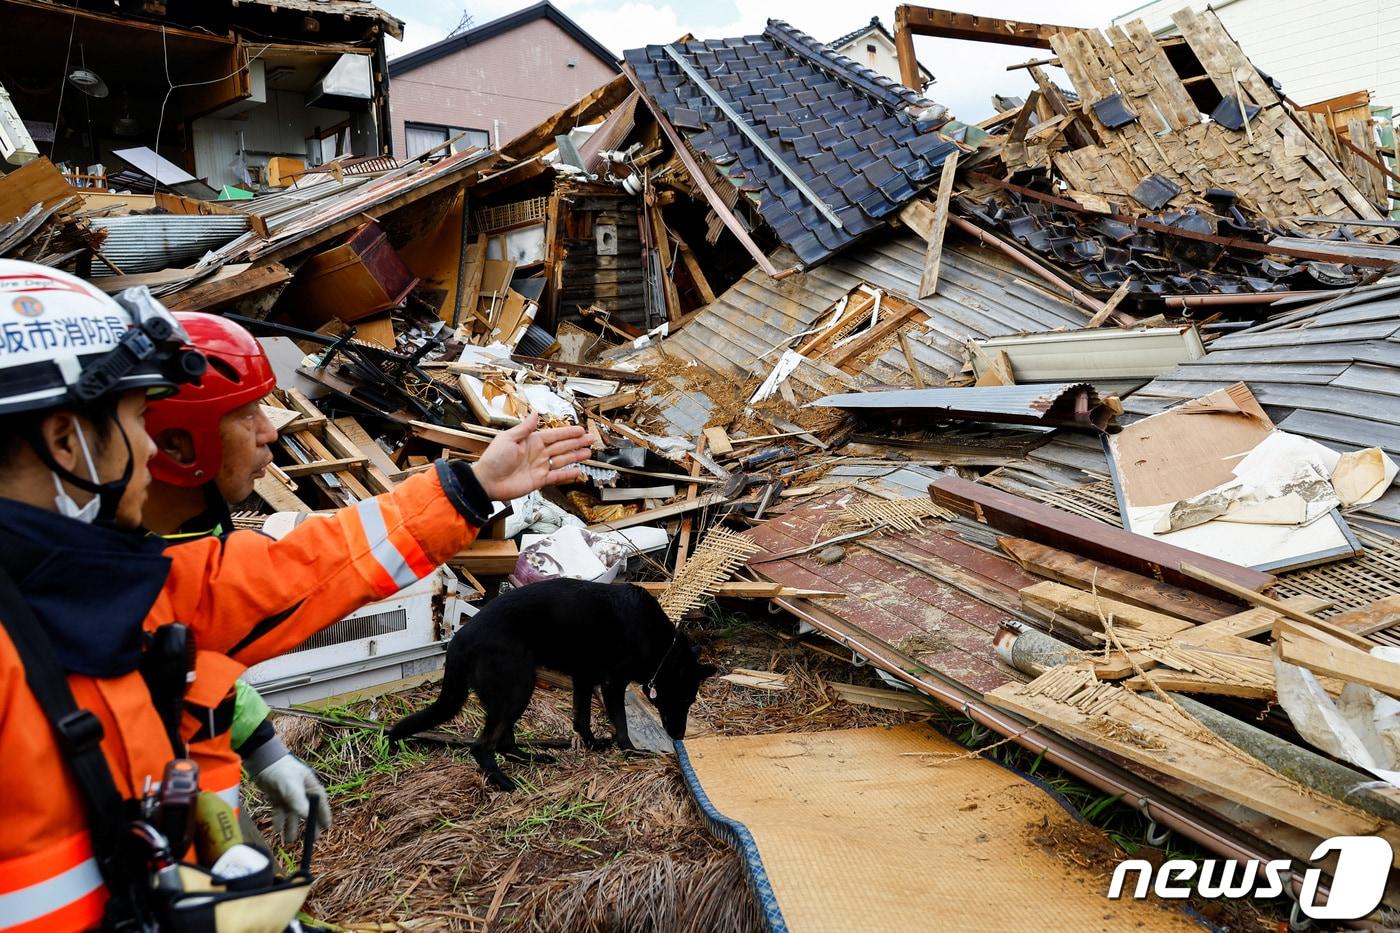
29,416,135,526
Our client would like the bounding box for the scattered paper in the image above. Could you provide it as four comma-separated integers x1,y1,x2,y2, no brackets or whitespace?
1275,649,1400,789
1332,447,1399,507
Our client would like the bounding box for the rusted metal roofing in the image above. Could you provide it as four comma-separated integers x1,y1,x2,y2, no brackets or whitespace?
813,383,1113,431
205,147,495,264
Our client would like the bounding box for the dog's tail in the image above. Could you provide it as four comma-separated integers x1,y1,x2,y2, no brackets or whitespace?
386,653,472,745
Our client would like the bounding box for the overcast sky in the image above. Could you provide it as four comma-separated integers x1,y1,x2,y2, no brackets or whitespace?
378,0,1140,122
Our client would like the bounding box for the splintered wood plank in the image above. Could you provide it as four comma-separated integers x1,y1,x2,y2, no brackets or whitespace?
1328,596,1400,637
998,537,1237,624
1124,668,1275,699
932,475,1277,597
918,150,960,299
989,677,1400,855
1275,622,1400,697
1179,564,1374,651
1020,581,1195,636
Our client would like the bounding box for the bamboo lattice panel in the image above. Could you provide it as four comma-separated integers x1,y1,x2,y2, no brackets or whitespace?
659,527,761,621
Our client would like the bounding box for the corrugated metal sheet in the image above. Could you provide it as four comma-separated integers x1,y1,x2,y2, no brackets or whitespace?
814,383,1112,430
90,215,250,276
202,147,494,264
620,226,1089,400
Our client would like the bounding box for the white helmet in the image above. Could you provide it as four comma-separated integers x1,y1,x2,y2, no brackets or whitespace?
0,259,205,416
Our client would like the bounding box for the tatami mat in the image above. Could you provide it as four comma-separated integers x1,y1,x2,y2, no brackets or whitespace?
679,723,1204,933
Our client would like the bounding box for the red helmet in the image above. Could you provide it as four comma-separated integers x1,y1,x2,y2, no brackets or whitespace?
146,312,277,487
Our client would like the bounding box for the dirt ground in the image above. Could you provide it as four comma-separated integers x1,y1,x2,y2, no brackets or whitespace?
249,605,918,932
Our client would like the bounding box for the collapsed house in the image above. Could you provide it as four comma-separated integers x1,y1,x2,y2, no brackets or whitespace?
1,0,400,193
6,0,1400,926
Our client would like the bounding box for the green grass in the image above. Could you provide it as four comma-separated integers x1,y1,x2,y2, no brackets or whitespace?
502,794,612,853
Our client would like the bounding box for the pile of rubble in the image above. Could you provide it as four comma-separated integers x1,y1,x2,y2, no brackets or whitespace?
8,1,1400,924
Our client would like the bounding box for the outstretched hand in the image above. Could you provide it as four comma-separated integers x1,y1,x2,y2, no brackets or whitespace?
472,412,592,502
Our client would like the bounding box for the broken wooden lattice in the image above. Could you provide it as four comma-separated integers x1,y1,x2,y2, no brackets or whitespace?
658,526,762,621
821,496,956,536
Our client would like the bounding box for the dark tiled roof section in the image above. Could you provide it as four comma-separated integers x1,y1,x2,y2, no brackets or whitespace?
624,21,955,266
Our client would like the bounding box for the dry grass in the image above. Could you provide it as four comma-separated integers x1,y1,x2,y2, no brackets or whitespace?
248,610,922,931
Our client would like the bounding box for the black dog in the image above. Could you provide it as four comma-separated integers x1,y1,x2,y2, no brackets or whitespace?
387,578,716,790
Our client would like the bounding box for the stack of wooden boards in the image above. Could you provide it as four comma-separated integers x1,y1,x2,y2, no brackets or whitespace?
1014,7,1389,233
931,474,1400,868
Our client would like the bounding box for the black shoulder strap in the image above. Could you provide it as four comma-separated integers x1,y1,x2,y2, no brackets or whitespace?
0,561,148,927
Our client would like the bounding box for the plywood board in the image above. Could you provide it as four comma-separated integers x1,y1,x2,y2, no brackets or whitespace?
1108,382,1272,508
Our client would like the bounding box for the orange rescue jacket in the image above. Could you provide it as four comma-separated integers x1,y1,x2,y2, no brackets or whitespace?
0,464,482,932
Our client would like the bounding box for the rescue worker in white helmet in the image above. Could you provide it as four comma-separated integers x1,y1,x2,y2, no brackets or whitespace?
0,259,592,931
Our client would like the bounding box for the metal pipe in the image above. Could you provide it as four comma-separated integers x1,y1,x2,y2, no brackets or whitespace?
1163,290,1331,309
771,598,1371,926
948,215,1128,323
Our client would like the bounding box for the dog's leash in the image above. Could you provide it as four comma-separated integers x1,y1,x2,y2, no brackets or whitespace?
643,630,682,700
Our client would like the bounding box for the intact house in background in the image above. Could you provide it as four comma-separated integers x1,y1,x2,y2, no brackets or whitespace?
830,16,934,92
1,0,402,194
386,0,618,160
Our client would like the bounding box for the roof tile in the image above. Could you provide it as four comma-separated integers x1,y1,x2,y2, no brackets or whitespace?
628,20,955,266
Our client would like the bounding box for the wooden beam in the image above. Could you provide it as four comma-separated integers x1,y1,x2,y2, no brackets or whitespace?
509,354,647,383
1086,277,1133,328
622,63,781,278
673,234,717,305
1020,581,1195,637
586,491,728,532
279,456,368,478
998,537,1237,624
931,476,1276,596
918,149,960,299
672,434,707,575
164,262,291,313
1328,596,1400,637
1005,90,1040,144
896,5,1080,48
1276,625,1400,698
1179,564,1374,651
500,73,634,161
650,205,683,324
898,331,926,388
892,5,924,91
990,679,1399,851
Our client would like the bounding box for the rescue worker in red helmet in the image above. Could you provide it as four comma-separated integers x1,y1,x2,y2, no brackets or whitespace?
0,259,593,931
141,312,329,843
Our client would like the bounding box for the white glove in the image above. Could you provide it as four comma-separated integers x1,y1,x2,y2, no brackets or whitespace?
253,753,332,842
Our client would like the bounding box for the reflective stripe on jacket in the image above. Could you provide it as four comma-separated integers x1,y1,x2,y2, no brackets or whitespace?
0,464,483,932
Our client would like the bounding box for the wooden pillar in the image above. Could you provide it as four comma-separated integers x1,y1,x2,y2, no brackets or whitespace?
894,6,923,92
